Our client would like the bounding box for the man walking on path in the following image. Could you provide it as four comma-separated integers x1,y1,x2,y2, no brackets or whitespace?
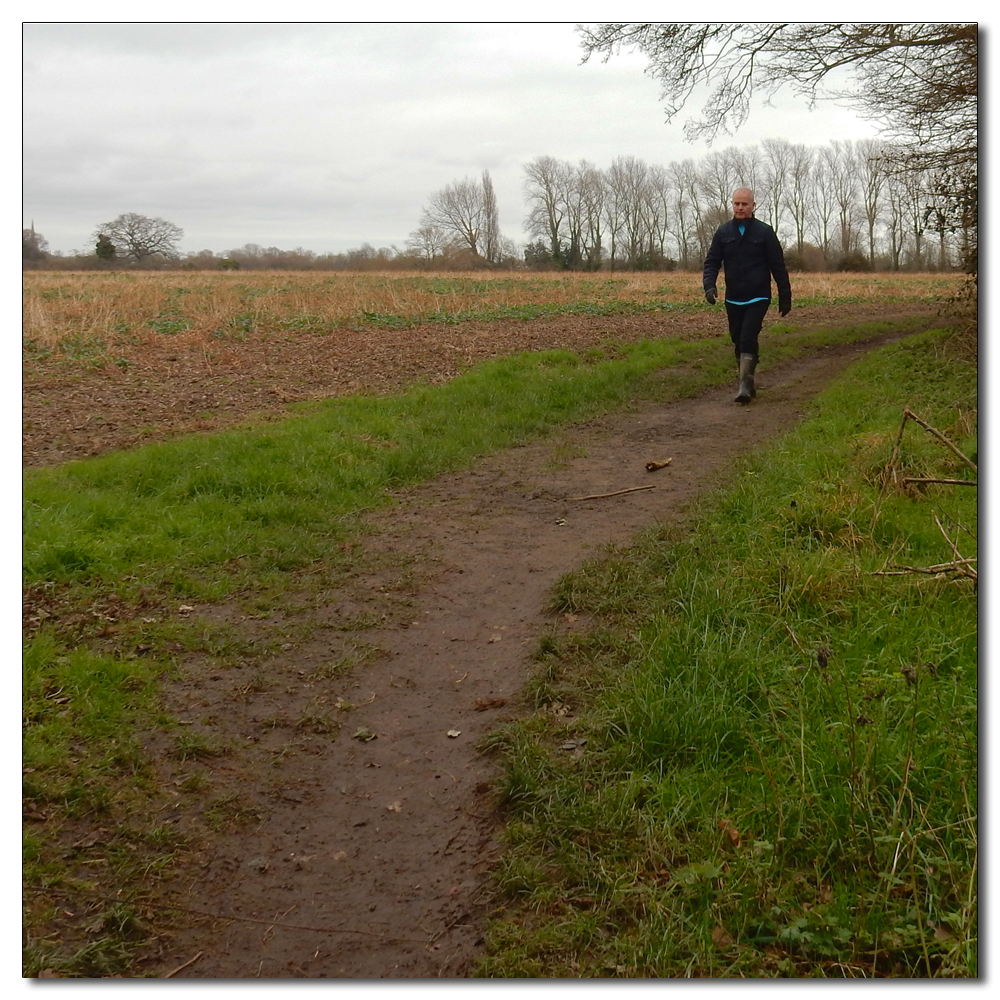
703,188,792,403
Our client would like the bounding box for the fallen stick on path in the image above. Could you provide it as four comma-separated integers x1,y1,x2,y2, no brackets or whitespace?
569,485,655,501
164,952,203,978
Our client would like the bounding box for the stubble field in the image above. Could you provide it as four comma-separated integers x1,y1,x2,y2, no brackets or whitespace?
23,269,960,357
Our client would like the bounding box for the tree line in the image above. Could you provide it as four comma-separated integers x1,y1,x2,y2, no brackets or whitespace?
510,138,972,273
22,138,971,274
24,22,975,276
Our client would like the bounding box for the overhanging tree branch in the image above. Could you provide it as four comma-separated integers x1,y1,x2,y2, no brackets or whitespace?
577,22,977,274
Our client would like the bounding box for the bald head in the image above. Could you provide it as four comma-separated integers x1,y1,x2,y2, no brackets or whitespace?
732,188,755,220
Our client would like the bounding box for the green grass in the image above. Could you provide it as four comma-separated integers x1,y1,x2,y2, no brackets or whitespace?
23,632,163,815
25,341,686,593
26,320,925,599
478,327,977,978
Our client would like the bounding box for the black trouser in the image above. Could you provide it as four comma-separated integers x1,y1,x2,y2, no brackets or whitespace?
725,300,770,362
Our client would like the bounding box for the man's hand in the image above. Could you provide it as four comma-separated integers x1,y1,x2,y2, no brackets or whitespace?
705,287,717,305
779,302,791,317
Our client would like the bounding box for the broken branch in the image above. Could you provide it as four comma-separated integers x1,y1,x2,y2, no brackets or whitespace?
873,562,977,581
903,407,978,473
901,477,977,487
164,952,204,978
568,485,656,501
885,408,910,488
932,512,976,582
883,408,977,493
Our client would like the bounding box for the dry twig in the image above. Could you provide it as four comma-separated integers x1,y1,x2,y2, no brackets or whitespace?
883,407,977,491
164,951,203,978
902,408,978,473
568,485,655,501
876,408,978,584
873,562,976,579
901,477,976,487
932,512,978,582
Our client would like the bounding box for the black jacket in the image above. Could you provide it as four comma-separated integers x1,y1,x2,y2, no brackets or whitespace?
703,217,791,310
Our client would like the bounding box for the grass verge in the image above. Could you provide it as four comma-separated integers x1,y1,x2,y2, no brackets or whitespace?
478,327,977,978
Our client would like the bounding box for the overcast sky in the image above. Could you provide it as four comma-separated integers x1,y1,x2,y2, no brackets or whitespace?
22,19,888,257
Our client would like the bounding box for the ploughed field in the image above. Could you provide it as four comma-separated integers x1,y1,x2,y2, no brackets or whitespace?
22,270,959,467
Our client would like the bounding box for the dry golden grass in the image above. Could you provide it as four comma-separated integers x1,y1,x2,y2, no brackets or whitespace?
22,269,962,355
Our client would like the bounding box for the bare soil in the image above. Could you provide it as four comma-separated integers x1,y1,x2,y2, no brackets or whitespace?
24,306,939,978
23,304,932,468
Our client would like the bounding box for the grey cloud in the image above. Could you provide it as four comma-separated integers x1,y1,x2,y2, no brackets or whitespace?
24,22,880,256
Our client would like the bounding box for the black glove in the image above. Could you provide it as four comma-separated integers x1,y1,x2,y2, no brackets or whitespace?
779,302,791,317
705,287,718,305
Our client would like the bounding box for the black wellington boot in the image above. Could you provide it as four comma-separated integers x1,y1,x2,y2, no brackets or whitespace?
734,353,757,403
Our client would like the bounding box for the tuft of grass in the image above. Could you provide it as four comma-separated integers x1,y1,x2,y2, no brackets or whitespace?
170,731,227,761
23,631,161,814
479,327,977,978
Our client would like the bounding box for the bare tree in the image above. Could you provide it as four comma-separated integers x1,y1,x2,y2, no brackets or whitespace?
405,224,455,263
879,168,928,271
884,171,909,270
761,138,795,237
578,23,975,158
481,170,501,265
808,154,836,258
787,144,814,253
667,158,703,266
645,164,673,264
698,148,740,216
604,156,655,268
93,213,183,261
575,160,606,269
561,164,586,268
420,178,485,258
727,145,764,209
519,135,968,274
924,172,954,270
856,139,890,265
821,141,860,258
578,23,977,271
524,155,572,265
902,169,930,269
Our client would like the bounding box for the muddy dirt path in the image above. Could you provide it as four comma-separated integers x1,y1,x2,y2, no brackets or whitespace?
146,334,905,978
